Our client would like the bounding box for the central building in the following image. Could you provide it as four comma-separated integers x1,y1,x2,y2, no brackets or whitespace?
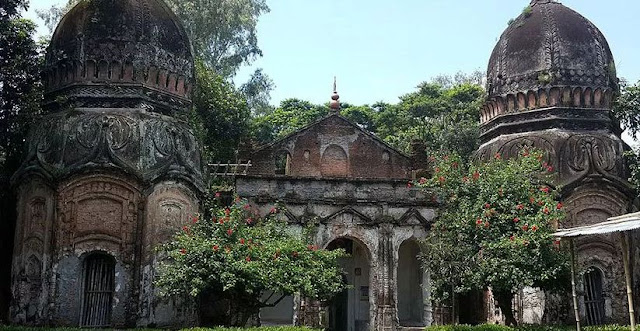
237,92,436,331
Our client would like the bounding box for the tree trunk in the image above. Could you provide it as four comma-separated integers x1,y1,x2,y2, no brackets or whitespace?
494,290,517,326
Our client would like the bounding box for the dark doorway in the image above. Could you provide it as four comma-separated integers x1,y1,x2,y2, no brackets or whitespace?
327,238,370,331
397,240,424,326
584,267,605,325
81,254,115,327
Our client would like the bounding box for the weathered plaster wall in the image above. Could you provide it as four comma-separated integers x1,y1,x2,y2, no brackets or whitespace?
139,181,199,327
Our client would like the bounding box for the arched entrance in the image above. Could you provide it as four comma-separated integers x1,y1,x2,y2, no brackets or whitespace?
327,238,370,331
584,267,605,325
397,239,424,326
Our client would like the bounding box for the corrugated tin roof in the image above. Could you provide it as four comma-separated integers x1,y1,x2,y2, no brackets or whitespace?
553,211,640,238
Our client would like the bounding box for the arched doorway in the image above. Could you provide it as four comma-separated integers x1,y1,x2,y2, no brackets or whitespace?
584,267,605,325
80,253,115,327
327,238,370,331
397,239,424,326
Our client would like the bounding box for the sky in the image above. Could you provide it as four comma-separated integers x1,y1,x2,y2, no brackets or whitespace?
24,0,640,107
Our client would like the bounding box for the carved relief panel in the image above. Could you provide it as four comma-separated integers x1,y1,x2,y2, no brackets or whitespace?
143,183,198,262
56,175,141,262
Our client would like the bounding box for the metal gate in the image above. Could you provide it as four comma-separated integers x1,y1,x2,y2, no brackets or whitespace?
584,268,605,325
81,254,115,327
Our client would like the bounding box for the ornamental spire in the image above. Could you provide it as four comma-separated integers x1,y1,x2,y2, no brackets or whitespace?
330,76,340,112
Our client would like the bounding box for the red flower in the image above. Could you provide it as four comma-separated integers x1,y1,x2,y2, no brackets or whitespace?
472,171,480,180
227,228,234,236
529,197,536,204
522,224,529,231
240,238,245,245
244,204,251,210
484,221,490,228
212,217,218,223
510,236,515,241
182,226,190,234
438,176,446,184
308,244,315,250
245,256,251,262
213,245,219,251
462,176,469,183
191,215,198,223
179,248,187,255
547,165,553,172
292,251,298,258
215,192,221,198
516,204,524,210
540,186,550,193
484,203,491,209
219,218,225,224
246,218,253,225
270,207,278,214
513,217,520,223
531,225,539,231
224,208,231,216
523,150,530,157
452,161,459,169
419,177,427,184
494,152,501,159
557,202,563,210
435,167,440,173
543,207,550,214
476,218,483,226
537,200,544,206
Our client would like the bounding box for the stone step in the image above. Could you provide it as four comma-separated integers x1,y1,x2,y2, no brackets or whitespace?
399,327,425,331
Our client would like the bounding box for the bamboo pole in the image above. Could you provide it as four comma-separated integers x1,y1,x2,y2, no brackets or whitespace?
569,239,582,331
620,232,637,331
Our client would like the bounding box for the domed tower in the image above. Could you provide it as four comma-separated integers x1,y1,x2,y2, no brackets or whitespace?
11,0,203,327
478,0,634,324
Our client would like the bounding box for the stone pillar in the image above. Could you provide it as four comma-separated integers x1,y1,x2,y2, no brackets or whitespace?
375,225,397,331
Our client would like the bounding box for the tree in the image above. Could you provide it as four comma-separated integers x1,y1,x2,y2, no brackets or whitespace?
190,60,251,164
415,150,569,326
612,79,640,139
0,0,42,174
155,197,346,327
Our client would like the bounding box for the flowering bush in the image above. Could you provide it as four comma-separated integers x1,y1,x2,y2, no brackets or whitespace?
155,197,346,327
415,149,569,326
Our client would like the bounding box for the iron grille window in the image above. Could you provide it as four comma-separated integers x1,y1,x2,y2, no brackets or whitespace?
584,268,605,325
81,254,115,327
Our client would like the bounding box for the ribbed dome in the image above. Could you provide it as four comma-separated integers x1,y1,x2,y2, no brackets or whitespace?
44,0,194,112
487,0,617,98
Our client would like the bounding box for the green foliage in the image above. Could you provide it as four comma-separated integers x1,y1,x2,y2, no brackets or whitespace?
613,80,640,138
522,6,533,18
251,99,330,143
190,60,251,163
251,73,485,161
415,150,569,324
0,0,43,175
155,197,346,327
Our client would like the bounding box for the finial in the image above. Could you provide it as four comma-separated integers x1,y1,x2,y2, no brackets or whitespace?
330,76,340,112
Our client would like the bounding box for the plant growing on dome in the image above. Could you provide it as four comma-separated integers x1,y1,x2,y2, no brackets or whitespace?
415,149,569,326
155,197,346,327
